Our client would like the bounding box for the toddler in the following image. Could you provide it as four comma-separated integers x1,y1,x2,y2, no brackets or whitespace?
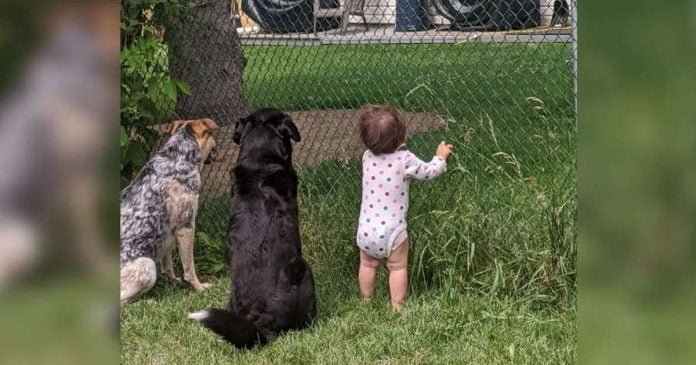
356,105,453,310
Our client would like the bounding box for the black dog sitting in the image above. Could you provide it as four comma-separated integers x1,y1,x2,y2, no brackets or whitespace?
189,108,316,349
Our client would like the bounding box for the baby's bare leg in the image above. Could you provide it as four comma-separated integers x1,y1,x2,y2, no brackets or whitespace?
359,251,380,301
387,240,409,311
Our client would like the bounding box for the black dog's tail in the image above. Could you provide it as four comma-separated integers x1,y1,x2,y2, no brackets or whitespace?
188,308,267,349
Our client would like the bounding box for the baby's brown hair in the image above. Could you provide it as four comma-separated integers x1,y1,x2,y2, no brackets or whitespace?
358,105,406,155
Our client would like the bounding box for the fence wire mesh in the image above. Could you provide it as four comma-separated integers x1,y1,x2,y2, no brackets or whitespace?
121,0,576,303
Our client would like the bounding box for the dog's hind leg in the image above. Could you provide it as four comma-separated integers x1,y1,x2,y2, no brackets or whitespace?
162,250,182,283
176,227,210,292
120,257,157,304
278,256,317,328
281,256,309,286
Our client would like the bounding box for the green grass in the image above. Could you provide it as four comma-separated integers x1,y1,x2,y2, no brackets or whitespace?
242,44,575,120
122,43,576,363
122,279,574,364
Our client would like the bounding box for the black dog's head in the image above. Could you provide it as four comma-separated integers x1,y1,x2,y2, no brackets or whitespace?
233,108,301,163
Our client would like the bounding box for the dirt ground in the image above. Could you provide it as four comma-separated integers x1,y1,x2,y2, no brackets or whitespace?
181,109,444,197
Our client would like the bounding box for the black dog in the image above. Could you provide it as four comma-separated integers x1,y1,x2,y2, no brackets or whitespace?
189,108,316,349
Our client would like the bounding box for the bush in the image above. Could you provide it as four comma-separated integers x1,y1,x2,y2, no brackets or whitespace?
120,37,189,184
119,0,194,186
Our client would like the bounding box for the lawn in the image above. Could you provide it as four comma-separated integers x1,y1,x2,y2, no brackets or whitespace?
121,43,577,363
121,279,575,364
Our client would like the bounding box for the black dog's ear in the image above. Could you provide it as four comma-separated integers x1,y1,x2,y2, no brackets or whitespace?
232,117,248,145
276,115,301,142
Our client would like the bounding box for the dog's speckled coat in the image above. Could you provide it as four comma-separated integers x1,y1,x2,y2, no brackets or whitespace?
120,120,217,304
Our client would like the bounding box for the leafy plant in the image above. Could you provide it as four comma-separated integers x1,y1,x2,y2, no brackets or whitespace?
120,0,195,47
120,0,195,186
120,37,190,185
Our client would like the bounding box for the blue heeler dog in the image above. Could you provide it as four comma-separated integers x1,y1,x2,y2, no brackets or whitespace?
120,119,218,304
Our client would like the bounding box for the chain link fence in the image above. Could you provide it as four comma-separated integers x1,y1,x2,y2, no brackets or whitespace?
122,0,576,303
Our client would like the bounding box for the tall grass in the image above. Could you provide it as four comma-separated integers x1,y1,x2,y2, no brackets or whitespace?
122,44,576,362
298,100,575,308
194,98,575,309
193,43,576,309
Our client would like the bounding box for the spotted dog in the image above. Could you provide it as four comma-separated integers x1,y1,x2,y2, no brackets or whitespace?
120,119,218,304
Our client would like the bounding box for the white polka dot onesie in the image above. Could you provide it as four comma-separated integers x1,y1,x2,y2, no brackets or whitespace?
357,148,447,259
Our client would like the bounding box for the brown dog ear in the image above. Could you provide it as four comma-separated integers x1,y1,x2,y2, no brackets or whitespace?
200,118,219,131
166,120,187,134
187,121,213,140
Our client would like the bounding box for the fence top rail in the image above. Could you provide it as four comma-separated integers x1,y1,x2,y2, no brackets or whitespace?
237,24,572,45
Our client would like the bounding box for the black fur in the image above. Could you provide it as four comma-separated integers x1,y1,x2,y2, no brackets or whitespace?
193,108,316,349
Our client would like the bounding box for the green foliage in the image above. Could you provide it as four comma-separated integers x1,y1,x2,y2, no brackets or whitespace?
120,0,195,47
120,38,177,184
119,0,194,186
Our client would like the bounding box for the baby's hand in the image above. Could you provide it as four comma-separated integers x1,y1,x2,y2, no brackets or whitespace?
436,141,454,159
